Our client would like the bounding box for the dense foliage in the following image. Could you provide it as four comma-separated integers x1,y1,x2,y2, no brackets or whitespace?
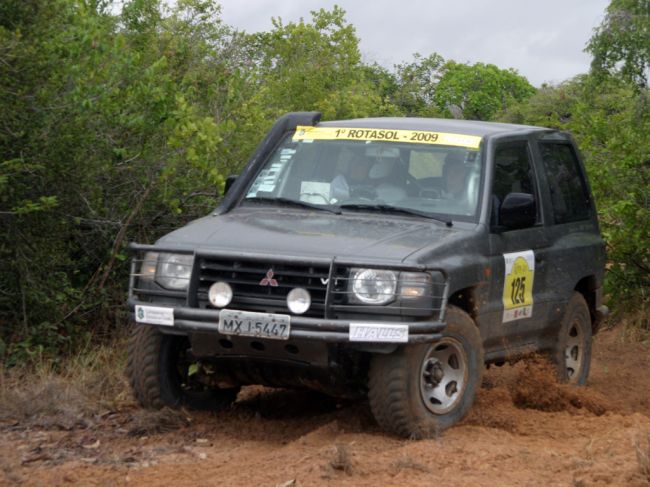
0,0,647,363
587,0,650,88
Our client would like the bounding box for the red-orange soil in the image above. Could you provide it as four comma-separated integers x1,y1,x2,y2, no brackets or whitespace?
1,326,649,486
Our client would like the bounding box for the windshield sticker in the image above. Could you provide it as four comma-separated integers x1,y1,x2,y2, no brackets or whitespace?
246,161,285,196
293,126,482,150
502,250,535,322
300,181,331,204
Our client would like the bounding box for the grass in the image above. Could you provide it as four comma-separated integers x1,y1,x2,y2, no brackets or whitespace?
0,337,133,429
618,305,650,343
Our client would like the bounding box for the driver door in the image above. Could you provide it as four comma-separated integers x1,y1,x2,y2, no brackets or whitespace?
484,139,552,353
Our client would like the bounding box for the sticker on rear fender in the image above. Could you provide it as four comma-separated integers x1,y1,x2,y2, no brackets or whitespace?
502,250,535,322
135,305,174,326
349,323,409,343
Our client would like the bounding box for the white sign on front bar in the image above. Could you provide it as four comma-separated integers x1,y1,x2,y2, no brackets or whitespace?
349,323,409,343
135,305,174,326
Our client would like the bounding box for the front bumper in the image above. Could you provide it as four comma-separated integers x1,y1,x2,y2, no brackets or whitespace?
128,298,446,344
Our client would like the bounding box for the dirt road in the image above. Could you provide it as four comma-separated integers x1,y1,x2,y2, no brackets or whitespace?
1,327,649,486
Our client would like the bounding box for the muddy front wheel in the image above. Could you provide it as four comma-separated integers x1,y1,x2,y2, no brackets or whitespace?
368,306,484,438
127,325,239,410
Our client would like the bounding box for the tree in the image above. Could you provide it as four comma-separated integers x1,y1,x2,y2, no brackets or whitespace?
572,79,650,301
360,63,403,116
587,0,650,88
250,6,386,120
584,0,650,305
498,79,583,129
391,53,445,117
434,61,536,120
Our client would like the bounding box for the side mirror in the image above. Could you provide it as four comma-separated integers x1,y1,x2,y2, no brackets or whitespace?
499,192,536,230
224,174,238,196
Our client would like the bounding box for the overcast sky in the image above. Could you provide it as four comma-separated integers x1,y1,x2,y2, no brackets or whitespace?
215,0,610,87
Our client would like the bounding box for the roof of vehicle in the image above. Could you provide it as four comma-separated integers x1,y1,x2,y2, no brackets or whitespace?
318,117,551,138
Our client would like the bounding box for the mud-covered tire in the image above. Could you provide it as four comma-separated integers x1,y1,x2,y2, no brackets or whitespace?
126,324,239,410
368,306,484,438
551,292,593,385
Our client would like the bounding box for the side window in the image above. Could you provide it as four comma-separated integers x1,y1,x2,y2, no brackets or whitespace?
539,142,591,223
492,141,539,226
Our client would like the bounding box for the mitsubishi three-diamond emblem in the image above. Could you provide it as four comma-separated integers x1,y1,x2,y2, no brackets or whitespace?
259,269,278,287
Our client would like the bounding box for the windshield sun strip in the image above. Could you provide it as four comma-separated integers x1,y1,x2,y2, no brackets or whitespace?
293,126,482,150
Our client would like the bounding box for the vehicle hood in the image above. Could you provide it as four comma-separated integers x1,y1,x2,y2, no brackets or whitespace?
156,207,465,263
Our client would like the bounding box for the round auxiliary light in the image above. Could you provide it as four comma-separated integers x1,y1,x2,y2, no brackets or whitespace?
208,282,233,308
287,288,311,315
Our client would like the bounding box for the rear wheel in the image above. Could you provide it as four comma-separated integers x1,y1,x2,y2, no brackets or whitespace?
127,325,239,410
368,306,483,438
551,292,592,385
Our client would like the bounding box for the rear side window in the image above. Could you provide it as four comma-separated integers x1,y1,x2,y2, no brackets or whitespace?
538,143,591,223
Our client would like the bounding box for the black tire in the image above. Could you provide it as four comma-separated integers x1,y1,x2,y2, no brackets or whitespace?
368,306,484,438
126,325,239,410
551,292,593,385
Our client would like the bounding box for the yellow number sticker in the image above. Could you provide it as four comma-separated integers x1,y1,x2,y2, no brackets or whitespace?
502,250,535,322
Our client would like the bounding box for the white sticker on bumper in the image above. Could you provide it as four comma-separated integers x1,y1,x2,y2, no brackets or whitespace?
135,305,174,327
349,323,409,343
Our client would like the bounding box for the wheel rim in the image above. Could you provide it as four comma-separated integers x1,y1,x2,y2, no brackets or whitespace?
565,318,585,382
419,337,468,414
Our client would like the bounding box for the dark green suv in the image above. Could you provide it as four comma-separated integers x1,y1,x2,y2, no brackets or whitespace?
127,112,608,438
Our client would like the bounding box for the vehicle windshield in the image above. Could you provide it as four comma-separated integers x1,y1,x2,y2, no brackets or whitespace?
243,126,484,222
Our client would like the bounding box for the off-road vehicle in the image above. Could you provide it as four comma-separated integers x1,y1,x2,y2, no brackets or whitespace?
127,112,608,438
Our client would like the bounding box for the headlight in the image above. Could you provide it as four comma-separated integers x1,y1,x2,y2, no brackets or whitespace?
156,253,194,291
349,268,397,305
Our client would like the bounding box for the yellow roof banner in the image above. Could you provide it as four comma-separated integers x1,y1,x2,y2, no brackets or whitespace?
293,125,482,150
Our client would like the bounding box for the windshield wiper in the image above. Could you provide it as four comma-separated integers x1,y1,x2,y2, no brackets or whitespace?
339,203,452,226
244,196,341,214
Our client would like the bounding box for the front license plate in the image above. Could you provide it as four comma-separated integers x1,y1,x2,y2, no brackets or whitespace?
218,309,291,340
